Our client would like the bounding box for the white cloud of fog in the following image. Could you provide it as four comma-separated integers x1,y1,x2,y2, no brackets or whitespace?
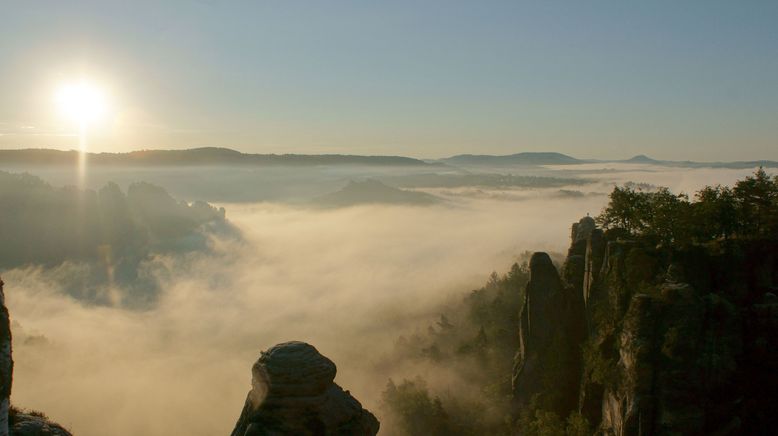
4,164,756,436
555,163,768,195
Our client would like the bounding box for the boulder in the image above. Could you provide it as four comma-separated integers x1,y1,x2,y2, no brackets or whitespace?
231,341,379,436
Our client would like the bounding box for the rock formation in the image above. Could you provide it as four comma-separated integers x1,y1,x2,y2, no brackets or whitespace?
513,219,778,435
512,252,585,418
231,341,379,436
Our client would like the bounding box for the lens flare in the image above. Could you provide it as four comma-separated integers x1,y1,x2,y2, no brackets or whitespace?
55,80,109,189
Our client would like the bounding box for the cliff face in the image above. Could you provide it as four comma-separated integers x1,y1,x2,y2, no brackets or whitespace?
513,218,778,435
231,341,379,436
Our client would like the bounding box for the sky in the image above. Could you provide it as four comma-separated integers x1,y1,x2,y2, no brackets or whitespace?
1,0,777,160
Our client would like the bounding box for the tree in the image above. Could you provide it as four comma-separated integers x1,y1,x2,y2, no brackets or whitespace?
381,378,453,435
596,185,650,234
733,167,778,237
598,168,778,243
693,185,737,240
642,187,691,245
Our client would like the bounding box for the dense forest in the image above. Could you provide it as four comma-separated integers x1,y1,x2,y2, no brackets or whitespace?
381,168,778,435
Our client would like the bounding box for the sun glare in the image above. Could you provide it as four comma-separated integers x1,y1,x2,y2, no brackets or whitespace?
56,81,108,125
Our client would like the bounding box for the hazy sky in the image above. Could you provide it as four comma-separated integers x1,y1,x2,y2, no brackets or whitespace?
1,0,777,160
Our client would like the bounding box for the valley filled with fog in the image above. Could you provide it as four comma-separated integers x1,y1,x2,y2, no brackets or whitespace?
0,161,762,435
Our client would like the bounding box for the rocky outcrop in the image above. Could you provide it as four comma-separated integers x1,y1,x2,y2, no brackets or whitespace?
513,219,778,435
512,252,585,418
231,341,379,436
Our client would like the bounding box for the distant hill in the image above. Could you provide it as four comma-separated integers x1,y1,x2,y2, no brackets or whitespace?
623,154,661,164
2,147,776,169
314,179,439,207
439,151,778,169
618,154,778,169
440,152,582,166
0,147,429,167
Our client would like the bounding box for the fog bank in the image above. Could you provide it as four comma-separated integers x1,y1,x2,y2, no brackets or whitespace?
4,164,758,435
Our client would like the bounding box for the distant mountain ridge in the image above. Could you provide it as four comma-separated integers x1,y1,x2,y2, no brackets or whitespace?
617,154,778,169
0,147,429,167
1,147,776,169
439,152,778,169
439,152,581,166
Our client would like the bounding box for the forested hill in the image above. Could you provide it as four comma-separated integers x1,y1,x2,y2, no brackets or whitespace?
0,147,430,167
440,152,582,166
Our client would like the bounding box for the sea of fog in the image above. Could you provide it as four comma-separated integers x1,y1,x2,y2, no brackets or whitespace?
3,163,762,436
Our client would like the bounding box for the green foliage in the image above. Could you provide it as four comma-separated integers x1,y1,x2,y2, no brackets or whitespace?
644,187,691,245
518,398,592,436
732,167,778,237
693,185,738,240
582,297,620,387
598,168,778,243
565,413,592,436
596,185,650,234
527,409,565,436
381,378,453,436
581,337,618,386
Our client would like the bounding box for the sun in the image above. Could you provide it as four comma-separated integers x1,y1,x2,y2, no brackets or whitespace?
55,80,108,125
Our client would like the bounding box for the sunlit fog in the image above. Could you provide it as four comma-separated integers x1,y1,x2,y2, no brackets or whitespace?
0,161,762,435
